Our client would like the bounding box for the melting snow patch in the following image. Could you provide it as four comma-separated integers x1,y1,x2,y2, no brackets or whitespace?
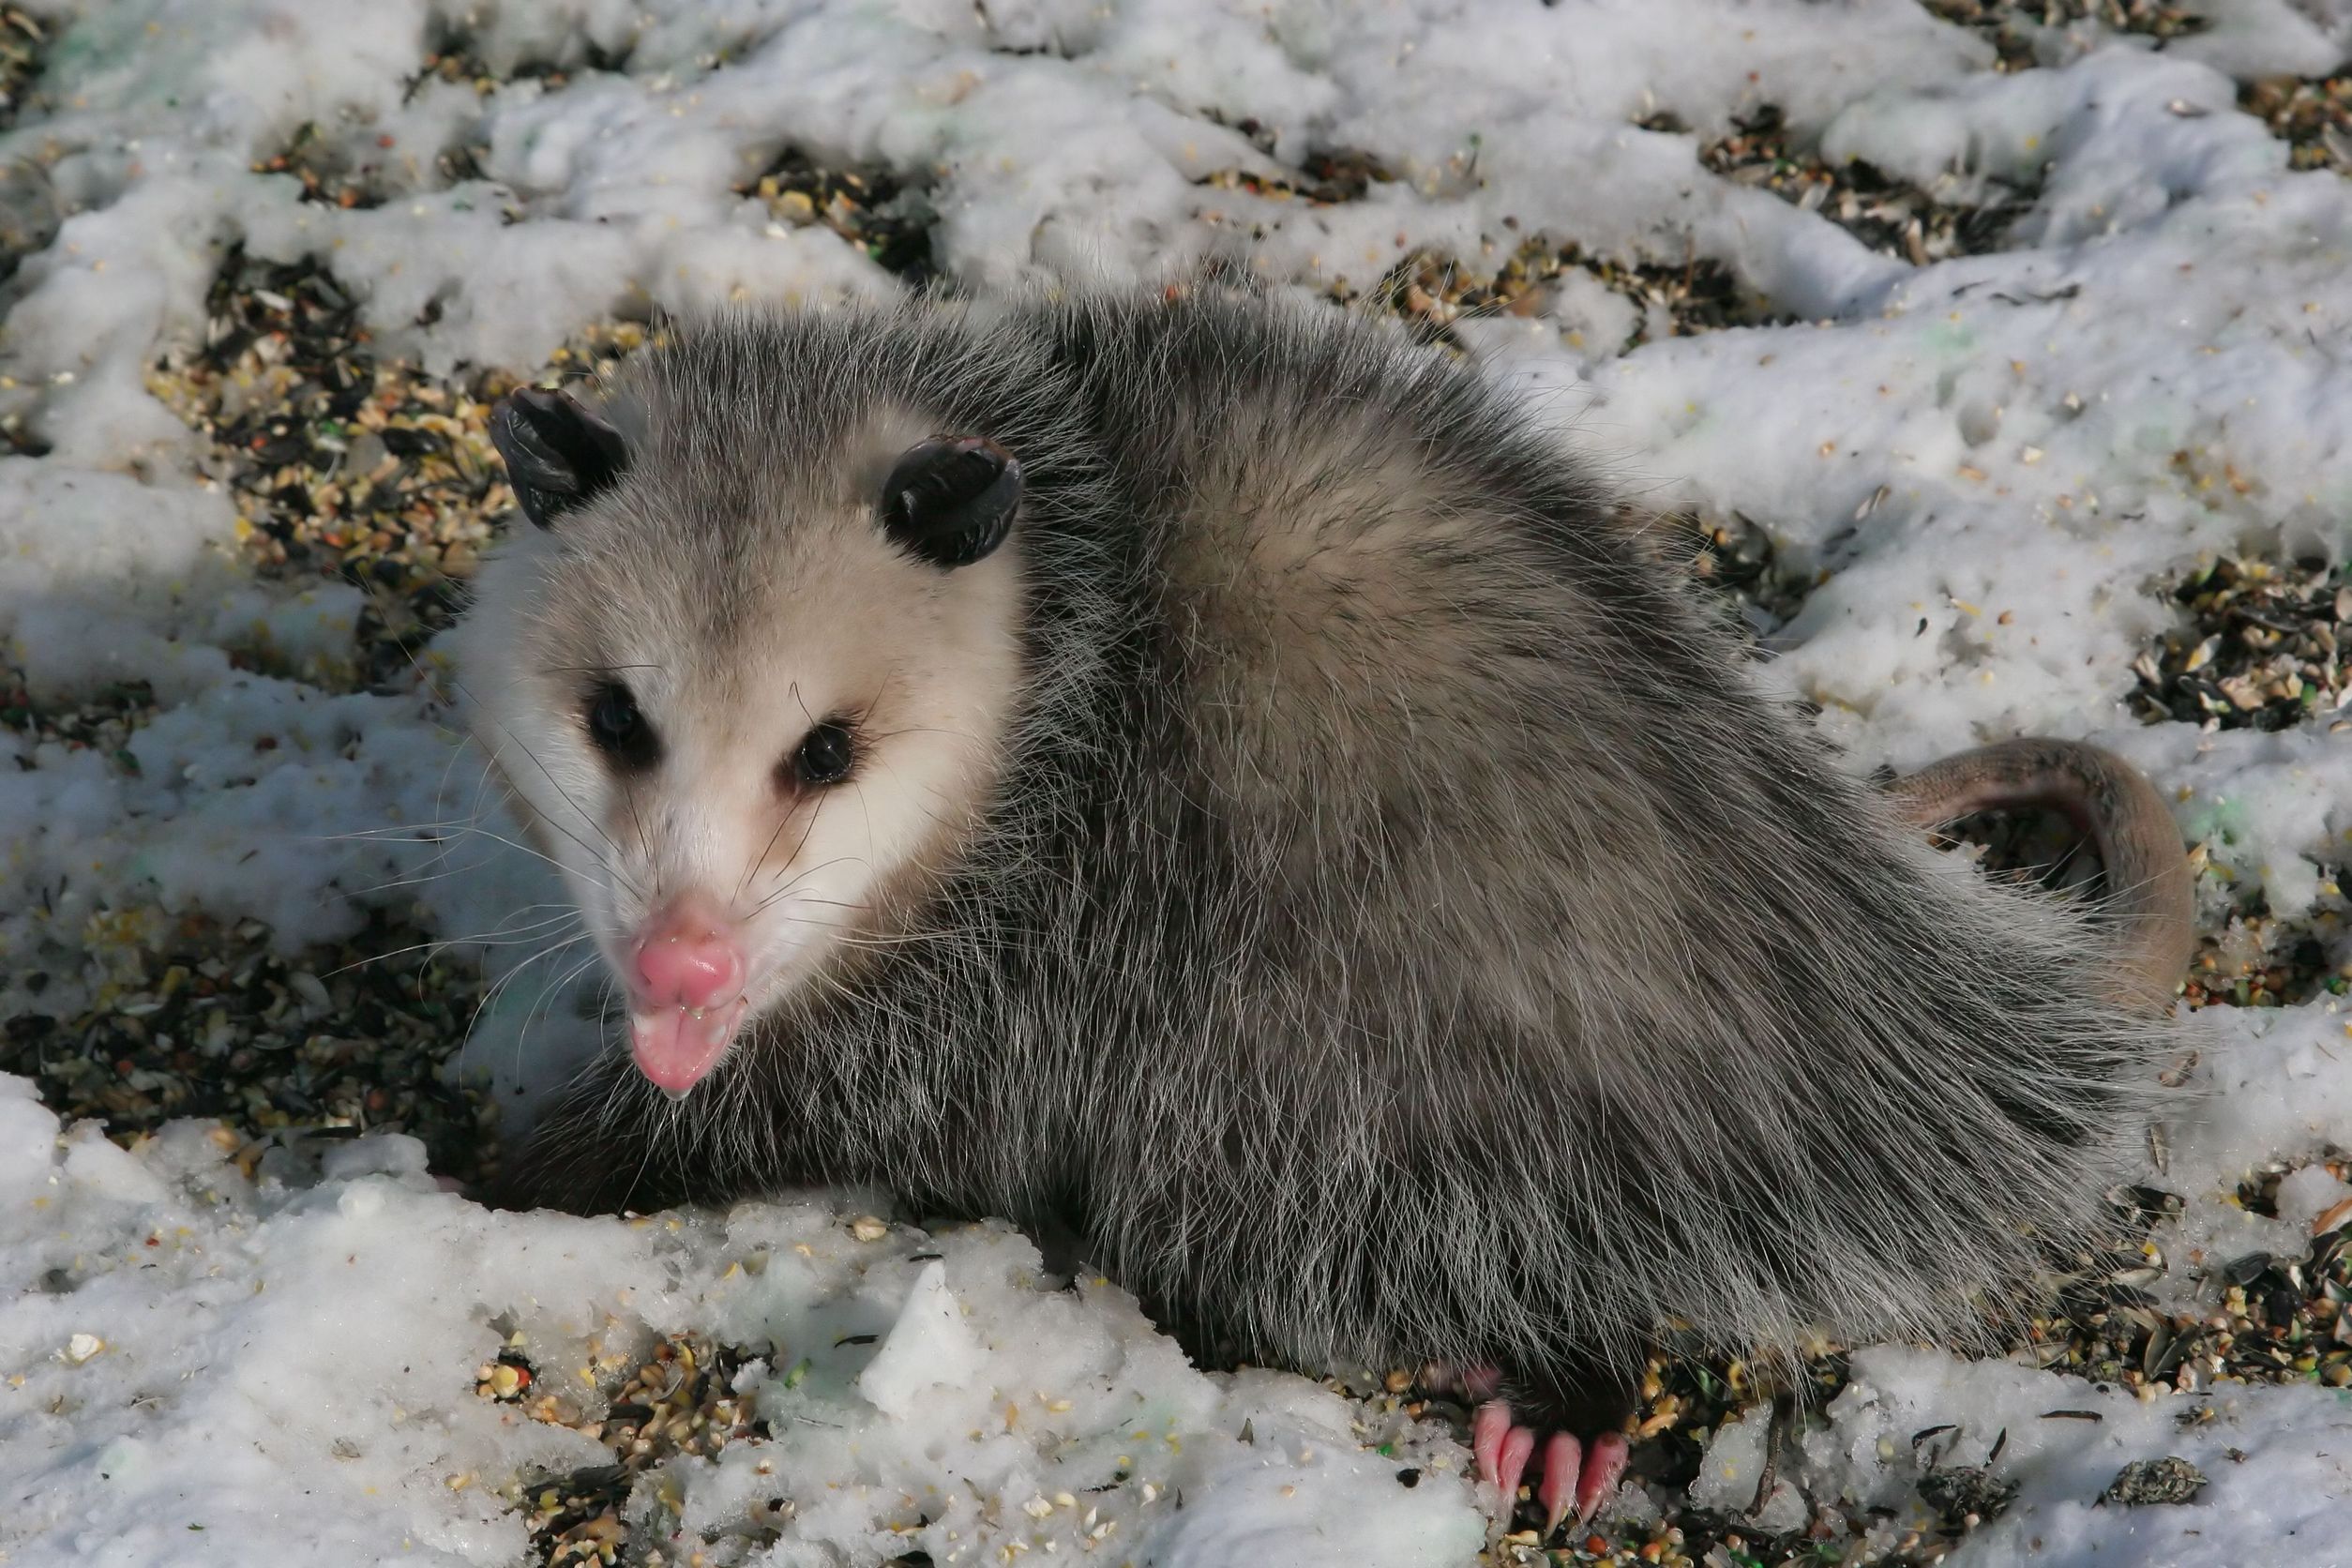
0,1076,1485,1564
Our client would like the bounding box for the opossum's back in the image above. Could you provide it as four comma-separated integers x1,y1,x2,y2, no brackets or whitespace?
1014,296,2165,1353
1030,294,1927,1057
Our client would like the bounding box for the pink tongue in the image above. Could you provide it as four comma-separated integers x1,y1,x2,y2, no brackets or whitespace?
629,1002,744,1097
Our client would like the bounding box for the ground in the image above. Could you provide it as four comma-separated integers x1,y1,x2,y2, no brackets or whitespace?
2,1,2351,1565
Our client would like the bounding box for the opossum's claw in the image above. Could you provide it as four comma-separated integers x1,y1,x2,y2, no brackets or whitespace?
1495,1418,1537,1507
1472,1398,1539,1512
1571,1439,1627,1532
1470,1398,1516,1490
1536,1431,1580,1532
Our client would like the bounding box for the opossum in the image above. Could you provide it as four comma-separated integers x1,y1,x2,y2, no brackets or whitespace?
455,287,2194,1535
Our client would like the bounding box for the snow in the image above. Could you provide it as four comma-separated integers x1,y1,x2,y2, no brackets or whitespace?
2,0,2350,1563
1769,1345,2349,1565
1691,1003,2352,1566
0,1081,1483,1563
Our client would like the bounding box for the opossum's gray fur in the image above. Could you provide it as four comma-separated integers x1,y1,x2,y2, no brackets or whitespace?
478,287,2188,1423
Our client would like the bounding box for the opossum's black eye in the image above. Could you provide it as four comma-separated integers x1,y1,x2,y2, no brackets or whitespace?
584,680,658,770
878,436,1020,568
791,718,856,788
490,385,628,530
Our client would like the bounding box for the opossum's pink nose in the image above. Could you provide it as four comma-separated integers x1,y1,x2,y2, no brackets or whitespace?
626,899,749,1098
632,908,745,1010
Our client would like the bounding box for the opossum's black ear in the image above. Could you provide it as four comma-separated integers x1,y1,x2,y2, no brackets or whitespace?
878,436,1020,568
490,386,628,530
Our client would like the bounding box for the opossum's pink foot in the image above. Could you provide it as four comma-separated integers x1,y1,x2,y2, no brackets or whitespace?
1472,1400,1629,1534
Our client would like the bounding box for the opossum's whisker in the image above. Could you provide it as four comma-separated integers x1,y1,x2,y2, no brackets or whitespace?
471,927,594,1007
478,780,634,904
734,801,801,909
746,853,872,918
325,909,585,977
471,822,624,906
500,945,612,1102
311,816,483,896
342,867,465,899
620,773,655,875
740,796,840,914
312,819,485,841
516,948,608,1065
464,792,628,904
443,671,645,900
465,930,596,1042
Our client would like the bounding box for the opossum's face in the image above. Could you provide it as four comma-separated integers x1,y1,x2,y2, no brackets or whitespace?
457,385,1024,1097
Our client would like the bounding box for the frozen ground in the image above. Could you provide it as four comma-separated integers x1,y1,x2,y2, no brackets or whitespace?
2,0,2351,1564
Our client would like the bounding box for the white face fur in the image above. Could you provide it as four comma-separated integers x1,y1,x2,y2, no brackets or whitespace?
453,388,1025,1095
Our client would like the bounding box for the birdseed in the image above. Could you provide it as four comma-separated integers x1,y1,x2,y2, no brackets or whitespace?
1352,234,1783,358
1194,142,1395,207
143,249,670,695
505,1331,766,1564
1920,0,2209,73
415,16,641,97
1679,103,2035,265
250,120,401,212
739,148,942,282
0,6,47,131
2179,859,2348,1012
0,903,503,1189
1916,1463,2020,1529
2132,554,2352,733
1679,507,1829,644
0,5,58,299
2099,1455,2208,1506
1185,126,1782,351
2240,72,2352,176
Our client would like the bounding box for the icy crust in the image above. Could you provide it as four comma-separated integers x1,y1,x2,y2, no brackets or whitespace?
0,1073,1484,1566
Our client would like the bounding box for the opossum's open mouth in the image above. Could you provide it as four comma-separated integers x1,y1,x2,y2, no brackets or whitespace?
629,999,747,1099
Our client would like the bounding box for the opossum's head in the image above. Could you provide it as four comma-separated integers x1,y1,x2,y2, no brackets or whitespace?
454,361,1025,1097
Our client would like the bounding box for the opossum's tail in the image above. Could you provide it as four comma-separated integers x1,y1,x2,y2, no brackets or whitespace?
1885,738,2194,1014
